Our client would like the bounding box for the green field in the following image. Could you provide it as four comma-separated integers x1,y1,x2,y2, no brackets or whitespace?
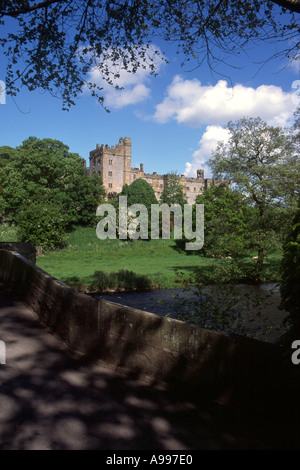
32,226,282,291
0,224,282,291
36,227,201,289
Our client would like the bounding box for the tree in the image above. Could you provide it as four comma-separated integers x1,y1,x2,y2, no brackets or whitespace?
0,137,105,246
280,196,300,340
0,1,298,109
16,200,69,248
116,178,158,239
119,178,158,210
160,173,187,208
209,116,297,276
194,184,251,258
287,106,300,201
0,146,14,168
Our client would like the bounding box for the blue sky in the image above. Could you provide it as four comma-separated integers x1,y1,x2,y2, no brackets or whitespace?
0,11,299,179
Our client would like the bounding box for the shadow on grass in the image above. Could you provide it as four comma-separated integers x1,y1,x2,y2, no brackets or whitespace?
172,239,201,256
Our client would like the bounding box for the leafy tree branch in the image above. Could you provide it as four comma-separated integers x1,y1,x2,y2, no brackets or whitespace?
0,0,298,109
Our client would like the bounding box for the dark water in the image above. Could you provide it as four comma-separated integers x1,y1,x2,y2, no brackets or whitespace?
98,283,282,316
98,283,288,343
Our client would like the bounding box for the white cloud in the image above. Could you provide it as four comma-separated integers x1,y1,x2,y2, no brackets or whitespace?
88,46,164,108
154,75,298,178
184,125,230,178
153,76,297,127
89,65,150,108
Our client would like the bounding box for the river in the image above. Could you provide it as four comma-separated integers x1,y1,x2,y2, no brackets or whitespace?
98,283,288,343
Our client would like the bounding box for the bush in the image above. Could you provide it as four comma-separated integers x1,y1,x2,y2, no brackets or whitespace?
16,201,69,249
91,269,152,292
168,259,276,335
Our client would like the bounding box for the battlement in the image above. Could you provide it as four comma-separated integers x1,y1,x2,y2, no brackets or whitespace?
94,137,132,156
142,171,166,179
89,137,226,203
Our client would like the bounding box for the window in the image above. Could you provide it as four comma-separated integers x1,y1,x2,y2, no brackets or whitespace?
108,171,112,176
194,187,197,191
108,183,113,188
109,159,113,165
187,186,190,191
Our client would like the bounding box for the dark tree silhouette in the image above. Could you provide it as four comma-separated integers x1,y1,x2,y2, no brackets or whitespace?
0,0,298,109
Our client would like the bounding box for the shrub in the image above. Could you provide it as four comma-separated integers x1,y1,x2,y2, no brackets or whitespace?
16,201,69,249
91,269,152,292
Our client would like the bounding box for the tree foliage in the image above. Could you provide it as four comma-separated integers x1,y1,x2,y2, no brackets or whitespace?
16,200,69,248
286,106,300,202
280,196,300,340
0,137,105,246
0,145,14,168
209,116,297,275
119,178,158,210
114,178,157,238
195,184,251,258
0,0,298,109
160,173,187,208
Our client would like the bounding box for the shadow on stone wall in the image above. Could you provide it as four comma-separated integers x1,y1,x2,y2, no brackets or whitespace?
0,248,298,448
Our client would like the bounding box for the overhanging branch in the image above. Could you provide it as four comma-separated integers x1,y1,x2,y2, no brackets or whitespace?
0,0,64,18
270,0,300,14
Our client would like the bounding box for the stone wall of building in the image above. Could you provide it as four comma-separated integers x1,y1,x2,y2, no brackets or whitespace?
89,137,132,195
89,137,226,203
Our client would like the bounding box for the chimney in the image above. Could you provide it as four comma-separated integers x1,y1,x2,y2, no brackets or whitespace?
140,163,144,172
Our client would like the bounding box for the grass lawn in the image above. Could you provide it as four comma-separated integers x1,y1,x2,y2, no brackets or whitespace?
36,227,203,289
35,226,283,291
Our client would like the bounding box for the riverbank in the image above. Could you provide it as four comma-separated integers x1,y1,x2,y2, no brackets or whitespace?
33,230,286,343
97,284,288,344
36,228,283,290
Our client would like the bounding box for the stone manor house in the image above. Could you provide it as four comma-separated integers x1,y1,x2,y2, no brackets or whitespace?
88,137,224,204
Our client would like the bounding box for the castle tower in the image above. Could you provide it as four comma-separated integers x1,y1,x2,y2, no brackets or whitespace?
122,137,132,187
89,137,132,195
